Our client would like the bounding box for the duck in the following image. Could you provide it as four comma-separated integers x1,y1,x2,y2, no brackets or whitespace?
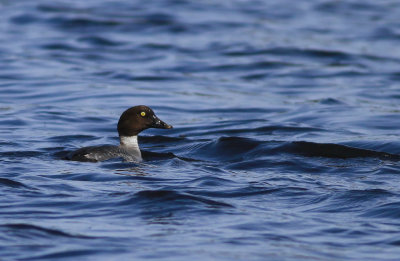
67,105,172,162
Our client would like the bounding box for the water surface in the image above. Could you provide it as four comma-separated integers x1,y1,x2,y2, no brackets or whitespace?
1,0,400,260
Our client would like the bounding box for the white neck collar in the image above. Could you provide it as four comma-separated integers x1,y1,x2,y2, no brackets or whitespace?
120,136,139,149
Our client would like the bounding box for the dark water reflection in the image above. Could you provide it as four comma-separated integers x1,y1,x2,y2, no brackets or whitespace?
1,0,400,260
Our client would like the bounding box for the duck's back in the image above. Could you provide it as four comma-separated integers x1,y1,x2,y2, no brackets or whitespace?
67,145,125,162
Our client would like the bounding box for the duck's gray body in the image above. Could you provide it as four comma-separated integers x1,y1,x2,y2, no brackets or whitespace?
68,144,141,162
68,136,142,162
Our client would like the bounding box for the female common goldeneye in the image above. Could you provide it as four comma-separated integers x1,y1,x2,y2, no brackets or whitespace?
67,105,172,162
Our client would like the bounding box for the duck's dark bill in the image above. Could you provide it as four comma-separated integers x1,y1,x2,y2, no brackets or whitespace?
151,116,173,129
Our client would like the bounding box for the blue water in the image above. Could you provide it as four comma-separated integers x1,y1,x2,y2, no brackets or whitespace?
1,0,400,260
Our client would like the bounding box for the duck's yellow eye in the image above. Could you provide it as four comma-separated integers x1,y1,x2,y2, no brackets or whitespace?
140,112,146,117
